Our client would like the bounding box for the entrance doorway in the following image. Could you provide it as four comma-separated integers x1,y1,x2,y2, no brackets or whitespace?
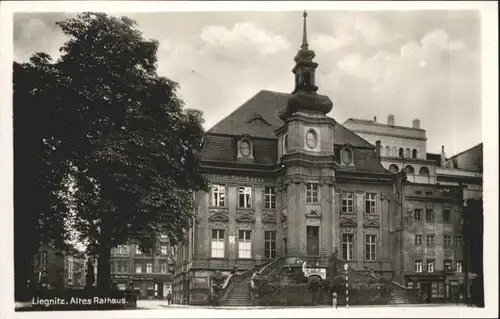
306,226,319,256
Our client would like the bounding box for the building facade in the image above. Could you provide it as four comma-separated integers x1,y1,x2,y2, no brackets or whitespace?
109,238,174,299
64,249,87,289
171,13,483,305
343,116,483,303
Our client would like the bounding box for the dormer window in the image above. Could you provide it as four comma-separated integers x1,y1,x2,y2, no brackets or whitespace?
239,140,251,157
237,135,254,160
341,148,353,165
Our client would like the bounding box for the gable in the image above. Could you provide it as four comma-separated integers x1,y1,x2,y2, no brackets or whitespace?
208,90,288,139
203,90,387,171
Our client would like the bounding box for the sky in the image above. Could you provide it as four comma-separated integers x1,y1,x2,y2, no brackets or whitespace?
13,10,482,155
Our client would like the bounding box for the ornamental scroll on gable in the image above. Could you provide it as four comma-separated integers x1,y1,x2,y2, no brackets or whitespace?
340,216,357,227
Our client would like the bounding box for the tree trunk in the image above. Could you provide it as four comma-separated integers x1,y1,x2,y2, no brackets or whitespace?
97,242,112,292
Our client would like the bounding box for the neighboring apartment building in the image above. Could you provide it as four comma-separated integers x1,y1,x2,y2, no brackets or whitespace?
343,116,437,184
110,237,174,299
33,245,65,289
33,245,87,290
64,249,87,289
343,117,483,303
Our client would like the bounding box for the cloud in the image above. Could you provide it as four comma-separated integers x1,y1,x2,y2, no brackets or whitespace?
14,15,69,62
13,12,482,154
200,22,290,55
310,34,353,52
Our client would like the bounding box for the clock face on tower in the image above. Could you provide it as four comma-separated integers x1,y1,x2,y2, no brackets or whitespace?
305,129,318,149
341,149,352,165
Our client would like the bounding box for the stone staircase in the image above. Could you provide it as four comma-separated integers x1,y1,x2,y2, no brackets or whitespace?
221,280,253,306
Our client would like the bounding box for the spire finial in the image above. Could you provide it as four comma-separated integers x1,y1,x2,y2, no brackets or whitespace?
302,10,308,49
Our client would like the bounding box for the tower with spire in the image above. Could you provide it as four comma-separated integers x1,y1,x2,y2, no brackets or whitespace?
276,11,337,257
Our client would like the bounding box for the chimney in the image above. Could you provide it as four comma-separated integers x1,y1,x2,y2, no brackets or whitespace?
375,140,381,158
374,116,377,122
441,145,446,167
412,119,421,129
387,114,395,126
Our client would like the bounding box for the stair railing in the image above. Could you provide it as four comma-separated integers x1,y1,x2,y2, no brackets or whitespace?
219,260,274,303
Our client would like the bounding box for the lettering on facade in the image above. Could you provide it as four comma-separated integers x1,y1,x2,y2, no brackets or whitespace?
301,262,326,280
207,174,265,184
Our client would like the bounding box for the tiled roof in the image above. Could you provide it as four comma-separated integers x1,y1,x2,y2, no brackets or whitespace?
207,90,373,148
202,90,389,174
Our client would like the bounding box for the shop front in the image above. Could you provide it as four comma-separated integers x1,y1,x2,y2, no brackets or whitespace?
405,274,446,303
111,274,173,299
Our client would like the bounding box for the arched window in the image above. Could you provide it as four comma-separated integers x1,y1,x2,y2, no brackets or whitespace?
419,166,430,176
392,147,397,157
385,146,390,157
399,148,404,158
405,165,415,174
412,149,418,158
389,164,399,173
405,148,411,158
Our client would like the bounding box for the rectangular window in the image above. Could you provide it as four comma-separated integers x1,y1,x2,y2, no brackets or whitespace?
161,245,168,255
444,260,452,272
238,186,252,208
414,234,423,246
238,230,252,259
443,209,451,222
455,236,463,247
365,235,376,261
264,187,277,209
136,246,142,255
456,261,463,273
146,263,152,273
414,260,422,273
426,234,435,248
365,193,377,214
306,183,319,203
342,234,354,261
211,229,225,258
426,259,435,273
425,209,434,222
414,209,422,221
444,236,452,248
211,184,226,207
264,231,277,259
135,264,142,273
160,262,167,274
341,192,354,213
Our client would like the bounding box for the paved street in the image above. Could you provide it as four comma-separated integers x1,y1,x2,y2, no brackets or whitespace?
137,300,468,310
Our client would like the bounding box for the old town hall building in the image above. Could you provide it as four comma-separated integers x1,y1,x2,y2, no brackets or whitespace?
171,13,481,305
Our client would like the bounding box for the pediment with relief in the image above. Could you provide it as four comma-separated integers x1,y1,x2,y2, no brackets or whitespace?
262,212,277,223
208,212,229,222
363,218,380,228
339,216,357,227
305,210,322,218
236,211,255,223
